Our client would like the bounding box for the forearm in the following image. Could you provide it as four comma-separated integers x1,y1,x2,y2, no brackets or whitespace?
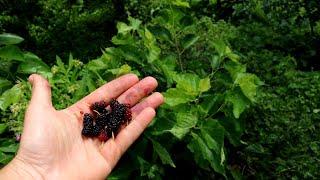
0,157,44,180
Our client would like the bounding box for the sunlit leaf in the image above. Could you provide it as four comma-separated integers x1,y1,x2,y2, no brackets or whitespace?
169,112,198,139
0,85,23,111
0,33,24,45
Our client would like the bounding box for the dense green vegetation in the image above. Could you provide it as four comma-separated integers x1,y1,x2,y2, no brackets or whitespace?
1,0,319,179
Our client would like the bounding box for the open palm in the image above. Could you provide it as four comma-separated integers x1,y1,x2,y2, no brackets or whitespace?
4,74,163,179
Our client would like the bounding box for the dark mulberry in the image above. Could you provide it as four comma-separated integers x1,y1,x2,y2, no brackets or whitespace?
90,101,107,114
82,99,132,141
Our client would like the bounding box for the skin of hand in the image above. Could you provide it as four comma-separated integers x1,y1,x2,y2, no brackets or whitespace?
0,74,164,179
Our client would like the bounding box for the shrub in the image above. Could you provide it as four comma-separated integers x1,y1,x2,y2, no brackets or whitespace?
0,2,261,178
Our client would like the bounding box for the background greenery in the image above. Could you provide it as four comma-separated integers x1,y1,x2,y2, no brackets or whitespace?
0,0,319,179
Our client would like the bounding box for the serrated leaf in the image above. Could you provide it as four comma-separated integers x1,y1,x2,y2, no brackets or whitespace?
200,120,224,154
151,139,176,167
0,45,24,61
169,112,198,139
235,73,260,102
0,85,23,111
188,132,225,175
181,34,199,49
201,120,226,169
0,33,24,45
225,88,250,118
173,73,211,95
164,88,194,106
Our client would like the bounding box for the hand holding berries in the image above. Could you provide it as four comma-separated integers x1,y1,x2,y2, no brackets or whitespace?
82,99,132,141
0,74,163,180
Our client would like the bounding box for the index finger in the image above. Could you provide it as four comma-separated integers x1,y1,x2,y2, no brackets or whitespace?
67,74,139,113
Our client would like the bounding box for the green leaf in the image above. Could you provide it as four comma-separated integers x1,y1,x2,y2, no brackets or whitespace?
164,88,194,107
0,33,24,45
0,85,23,111
199,77,211,92
188,132,225,175
117,17,141,35
143,28,161,63
235,73,260,102
0,124,8,134
108,64,132,77
117,22,133,35
174,73,210,95
128,16,142,31
111,34,135,45
0,152,14,164
149,26,172,41
0,143,18,153
0,78,12,93
224,61,246,80
199,93,224,115
168,112,198,139
18,52,51,77
200,120,226,172
209,0,217,5
212,39,226,58
0,45,24,61
200,120,224,154
151,139,176,167
210,55,220,69
225,88,250,118
181,34,199,50
218,116,244,146
172,0,190,8
87,58,108,72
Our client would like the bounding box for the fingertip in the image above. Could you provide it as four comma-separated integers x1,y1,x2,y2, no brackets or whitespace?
125,73,139,83
28,74,37,84
153,92,164,105
144,76,158,88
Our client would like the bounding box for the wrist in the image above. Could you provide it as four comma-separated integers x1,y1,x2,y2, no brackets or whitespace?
0,156,45,179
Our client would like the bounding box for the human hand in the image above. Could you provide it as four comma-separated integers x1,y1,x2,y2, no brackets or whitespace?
0,74,163,179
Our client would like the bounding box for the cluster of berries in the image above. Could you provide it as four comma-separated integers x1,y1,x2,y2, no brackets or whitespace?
81,99,132,142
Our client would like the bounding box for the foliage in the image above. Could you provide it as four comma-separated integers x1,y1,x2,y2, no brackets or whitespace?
0,0,126,62
0,1,261,179
1,0,320,179
241,71,320,179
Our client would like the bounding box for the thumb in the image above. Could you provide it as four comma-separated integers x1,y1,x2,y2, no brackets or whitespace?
28,74,52,107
